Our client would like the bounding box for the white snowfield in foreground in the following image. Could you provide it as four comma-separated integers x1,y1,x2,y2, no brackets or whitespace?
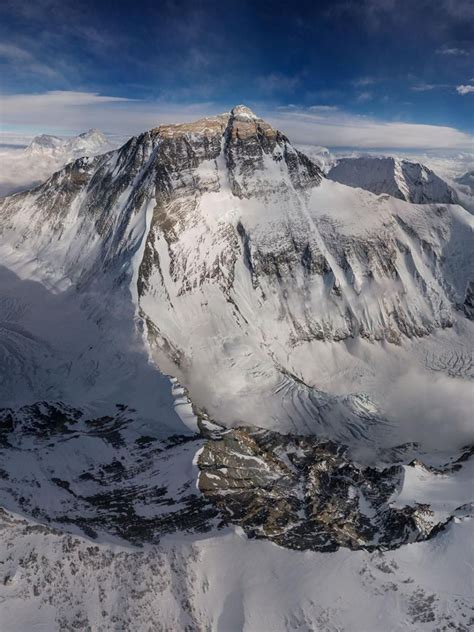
0,511,472,632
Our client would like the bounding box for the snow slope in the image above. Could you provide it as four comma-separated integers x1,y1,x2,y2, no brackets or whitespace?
457,170,474,194
0,508,473,632
327,155,474,214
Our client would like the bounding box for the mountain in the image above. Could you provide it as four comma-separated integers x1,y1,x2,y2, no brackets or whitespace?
327,155,474,217
24,133,64,152
6,105,473,436
0,106,473,631
1,105,472,437
25,128,112,158
327,155,458,203
0,129,116,197
456,169,474,194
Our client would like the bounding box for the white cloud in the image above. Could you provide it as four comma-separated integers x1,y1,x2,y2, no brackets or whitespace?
268,108,474,150
411,84,436,92
411,83,450,92
0,90,216,135
355,91,372,103
308,105,339,112
383,369,474,450
456,84,474,95
1,90,474,152
2,90,130,109
437,46,469,56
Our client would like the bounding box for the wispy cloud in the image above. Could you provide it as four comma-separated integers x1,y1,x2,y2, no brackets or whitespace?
0,42,61,79
2,90,474,151
456,84,474,95
355,91,372,103
308,105,339,112
329,0,474,31
436,46,470,56
0,42,32,62
351,77,375,87
411,82,450,92
0,90,217,135
257,73,300,95
268,106,474,150
8,90,130,104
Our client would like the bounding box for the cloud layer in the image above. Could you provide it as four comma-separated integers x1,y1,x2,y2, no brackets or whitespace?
268,107,474,150
383,369,474,451
2,91,474,151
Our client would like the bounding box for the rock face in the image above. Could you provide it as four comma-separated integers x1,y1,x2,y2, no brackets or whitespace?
198,425,462,552
462,280,474,319
0,402,218,544
1,400,471,555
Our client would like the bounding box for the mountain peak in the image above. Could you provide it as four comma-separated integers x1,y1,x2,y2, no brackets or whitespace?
27,134,63,150
327,155,458,205
230,104,258,120
79,128,105,140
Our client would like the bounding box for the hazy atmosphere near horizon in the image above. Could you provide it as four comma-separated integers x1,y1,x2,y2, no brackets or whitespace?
0,1,473,631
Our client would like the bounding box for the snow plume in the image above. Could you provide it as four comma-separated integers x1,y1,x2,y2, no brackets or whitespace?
383,369,474,450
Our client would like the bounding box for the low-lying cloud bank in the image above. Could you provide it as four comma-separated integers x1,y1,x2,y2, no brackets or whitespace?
268,107,474,150
383,370,474,451
2,90,474,151
0,91,216,137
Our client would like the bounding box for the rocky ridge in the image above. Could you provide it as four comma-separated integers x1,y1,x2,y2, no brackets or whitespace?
327,156,458,205
0,401,472,554
198,424,473,552
327,155,474,217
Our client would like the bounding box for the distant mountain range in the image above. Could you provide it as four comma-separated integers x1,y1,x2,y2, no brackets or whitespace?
327,155,474,214
0,128,116,196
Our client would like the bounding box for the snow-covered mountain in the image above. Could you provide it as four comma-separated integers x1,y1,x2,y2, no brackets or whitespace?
1,105,472,438
25,128,112,158
456,169,474,194
327,156,457,203
0,129,116,197
327,155,474,215
0,106,472,630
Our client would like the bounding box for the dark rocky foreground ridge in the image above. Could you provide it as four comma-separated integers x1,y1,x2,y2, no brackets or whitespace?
0,402,472,553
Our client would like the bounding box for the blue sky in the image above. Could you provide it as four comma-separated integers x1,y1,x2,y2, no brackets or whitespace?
0,0,473,149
